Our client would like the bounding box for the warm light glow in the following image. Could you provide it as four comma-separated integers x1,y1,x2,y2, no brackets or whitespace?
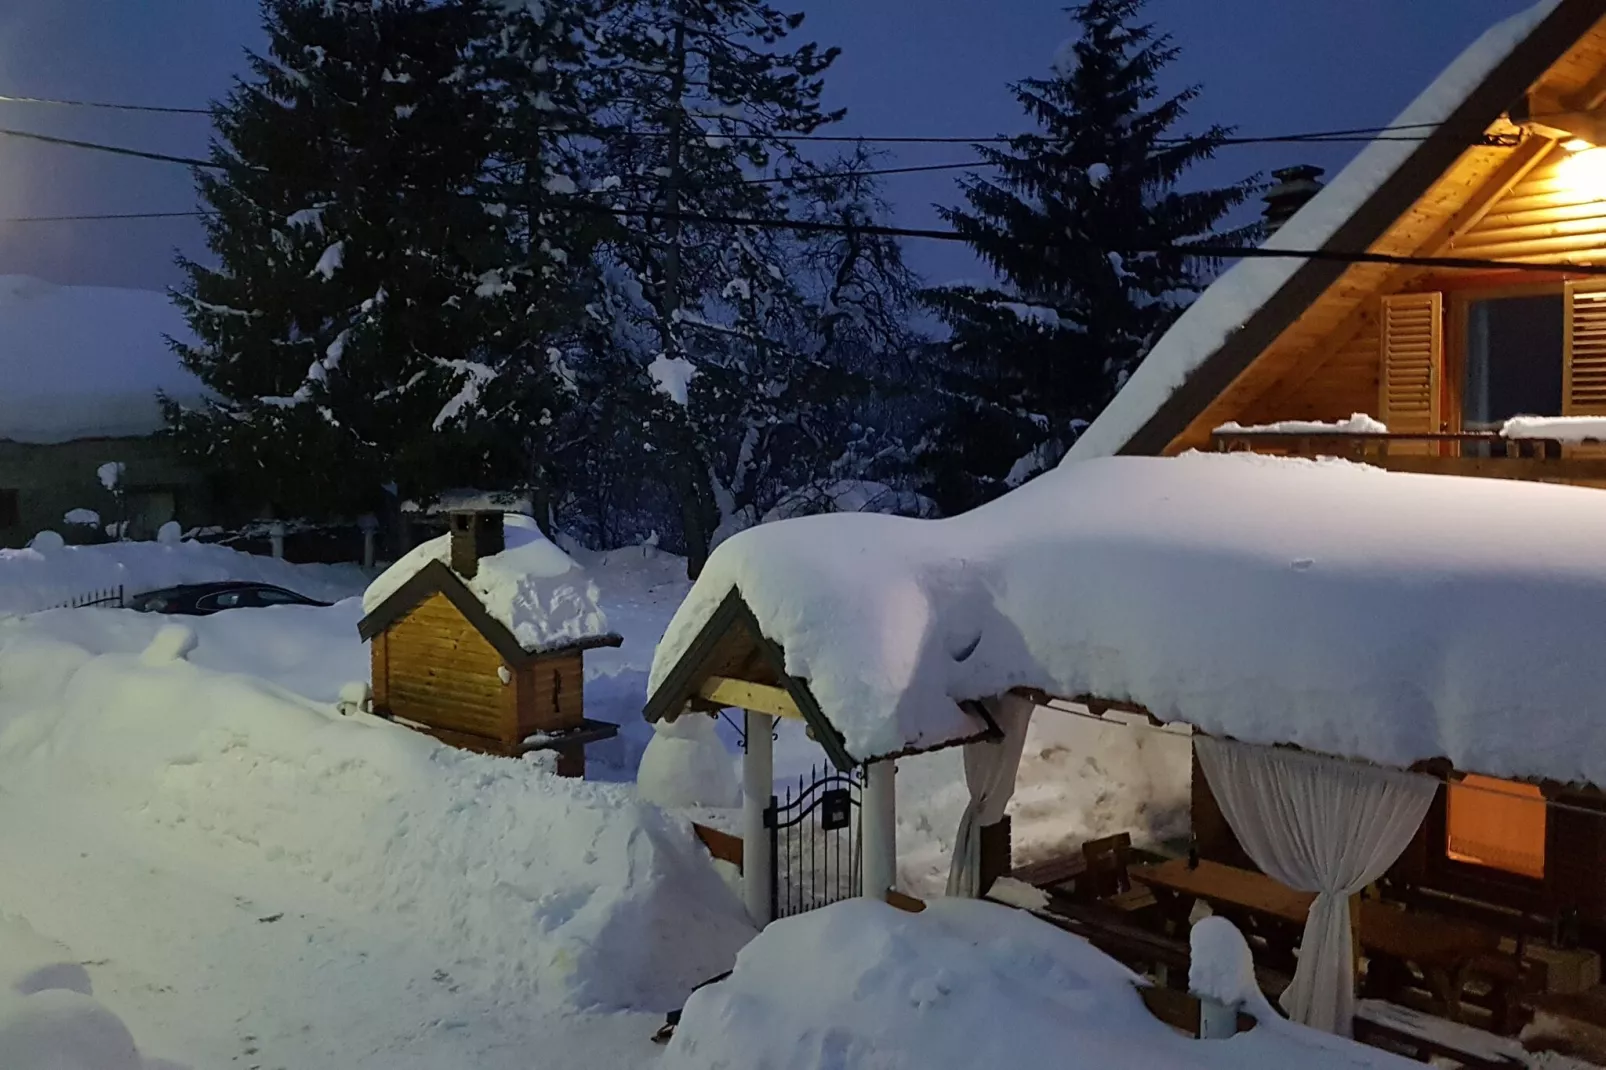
1565,137,1596,153
1557,146,1606,198
1447,774,1546,880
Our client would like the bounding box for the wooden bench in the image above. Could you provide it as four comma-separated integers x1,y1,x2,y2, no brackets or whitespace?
1353,1000,1526,1068
1012,833,1159,911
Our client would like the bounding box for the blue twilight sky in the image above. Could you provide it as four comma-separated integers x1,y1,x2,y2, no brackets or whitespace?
0,0,1537,292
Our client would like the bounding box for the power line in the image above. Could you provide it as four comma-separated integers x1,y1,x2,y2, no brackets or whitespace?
0,93,210,115
0,88,1520,148
0,127,220,169
14,199,1606,281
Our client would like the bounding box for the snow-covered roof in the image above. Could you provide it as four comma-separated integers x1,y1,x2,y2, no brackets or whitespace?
1068,0,1574,462
650,453,1606,784
362,514,613,655
0,276,205,444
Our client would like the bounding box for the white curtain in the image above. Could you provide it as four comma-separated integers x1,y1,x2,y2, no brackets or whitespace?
945,693,1033,898
1194,737,1437,1035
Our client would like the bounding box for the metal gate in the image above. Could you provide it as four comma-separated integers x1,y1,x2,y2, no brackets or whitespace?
765,764,863,920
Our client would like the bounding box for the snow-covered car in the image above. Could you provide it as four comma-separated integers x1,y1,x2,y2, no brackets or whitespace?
128,581,332,615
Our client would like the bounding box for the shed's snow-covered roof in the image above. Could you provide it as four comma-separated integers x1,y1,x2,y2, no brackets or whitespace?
363,515,610,654
1067,0,1565,462
0,276,204,444
650,453,1606,783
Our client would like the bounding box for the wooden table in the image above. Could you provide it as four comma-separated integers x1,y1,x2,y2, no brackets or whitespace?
1131,859,1503,1020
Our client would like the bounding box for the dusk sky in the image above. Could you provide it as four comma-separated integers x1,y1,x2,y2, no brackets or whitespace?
0,0,1537,292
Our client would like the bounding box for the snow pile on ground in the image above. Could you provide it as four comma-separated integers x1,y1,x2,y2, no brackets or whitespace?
0,276,204,444
653,452,1606,786
0,914,182,1069
1068,0,1559,461
637,714,740,809
5,600,366,703
0,537,368,616
0,631,754,1014
662,898,1420,1070
364,514,610,652
1215,413,1388,436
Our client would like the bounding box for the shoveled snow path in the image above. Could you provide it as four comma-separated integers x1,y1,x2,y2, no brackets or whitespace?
0,784,661,1069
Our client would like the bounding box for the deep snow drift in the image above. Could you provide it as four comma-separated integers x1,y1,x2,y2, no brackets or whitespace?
652,453,1606,787
0,537,368,617
662,898,1420,1070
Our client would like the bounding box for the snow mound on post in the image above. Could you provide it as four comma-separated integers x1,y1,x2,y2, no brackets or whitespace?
363,514,609,652
662,898,1414,1070
637,715,740,809
1066,0,1560,462
0,539,368,617
651,453,1606,785
0,634,754,1011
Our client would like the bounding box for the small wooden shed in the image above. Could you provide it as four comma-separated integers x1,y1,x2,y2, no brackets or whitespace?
357,510,621,776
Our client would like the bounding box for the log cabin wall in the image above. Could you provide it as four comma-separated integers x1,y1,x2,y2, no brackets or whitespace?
514,652,585,738
1219,144,1606,434
380,592,516,745
1447,148,1606,267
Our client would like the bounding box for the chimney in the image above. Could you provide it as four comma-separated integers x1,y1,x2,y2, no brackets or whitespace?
1261,165,1326,231
449,510,504,579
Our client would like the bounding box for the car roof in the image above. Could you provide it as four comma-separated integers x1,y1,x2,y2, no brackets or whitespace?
136,581,293,597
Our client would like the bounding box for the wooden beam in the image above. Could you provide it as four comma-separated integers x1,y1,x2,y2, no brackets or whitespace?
696,676,807,720
1517,90,1606,146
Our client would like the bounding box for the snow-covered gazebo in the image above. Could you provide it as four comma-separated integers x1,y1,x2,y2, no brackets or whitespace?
645,452,1606,1034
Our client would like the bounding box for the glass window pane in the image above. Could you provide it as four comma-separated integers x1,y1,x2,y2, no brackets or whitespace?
1463,294,1564,429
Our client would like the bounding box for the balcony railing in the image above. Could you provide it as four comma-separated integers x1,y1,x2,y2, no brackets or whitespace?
1209,429,1606,483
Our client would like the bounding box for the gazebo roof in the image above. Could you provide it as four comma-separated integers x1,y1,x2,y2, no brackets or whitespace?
647,453,1606,786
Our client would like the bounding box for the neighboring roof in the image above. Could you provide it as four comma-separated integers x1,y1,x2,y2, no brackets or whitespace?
360,515,619,657
1067,0,1599,462
649,453,1606,788
0,276,205,444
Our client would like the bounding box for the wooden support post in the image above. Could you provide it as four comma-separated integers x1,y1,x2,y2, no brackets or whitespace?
863,759,897,901
978,816,1012,898
743,710,774,927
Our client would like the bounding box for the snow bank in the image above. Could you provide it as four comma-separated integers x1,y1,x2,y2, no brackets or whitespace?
363,514,610,653
0,915,178,1069
662,898,1418,1070
1067,1,1560,461
0,538,368,617
0,276,203,444
637,715,740,809
652,452,1606,786
0,632,754,1012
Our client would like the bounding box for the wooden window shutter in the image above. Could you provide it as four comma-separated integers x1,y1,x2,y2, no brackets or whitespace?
1564,280,1606,416
1379,293,1443,448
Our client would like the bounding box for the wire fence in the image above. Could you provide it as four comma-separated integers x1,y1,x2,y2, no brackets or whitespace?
42,585,125,611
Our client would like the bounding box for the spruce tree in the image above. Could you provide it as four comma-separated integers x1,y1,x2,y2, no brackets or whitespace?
167,0,583,522
923,0,1260,512
571,0,841,576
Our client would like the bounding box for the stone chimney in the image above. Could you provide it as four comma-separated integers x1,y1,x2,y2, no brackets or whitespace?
1261,165,1326,231
448,510,504,579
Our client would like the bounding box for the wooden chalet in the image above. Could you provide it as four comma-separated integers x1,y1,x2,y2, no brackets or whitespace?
1072,0,1606,483
358,510,621,777
1054,2,1606,1054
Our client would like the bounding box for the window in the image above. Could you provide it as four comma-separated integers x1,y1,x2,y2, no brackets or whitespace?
1462,293,1564,430
1446,774,1546,880
0,489,18,528
197,591,244,612
254,588,301,606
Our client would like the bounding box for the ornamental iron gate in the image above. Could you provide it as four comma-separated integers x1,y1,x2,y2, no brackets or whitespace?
765,763,863,920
